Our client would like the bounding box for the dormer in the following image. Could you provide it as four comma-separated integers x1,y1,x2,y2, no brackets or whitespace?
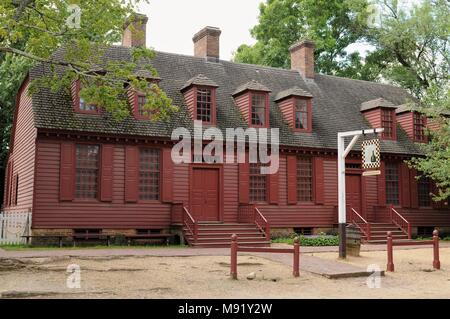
181,74,218,125
232,80,271,128
71,79,99,115
396,104,428,143
275,87,313,133
427,110,450,132
360,98,397,140
128,74,162,119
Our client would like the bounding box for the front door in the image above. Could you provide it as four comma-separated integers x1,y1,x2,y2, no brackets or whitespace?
191,168,220,222
346,174,362,216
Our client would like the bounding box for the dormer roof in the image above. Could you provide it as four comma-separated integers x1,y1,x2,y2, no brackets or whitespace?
180,74,219,91
232,80,271,96
274,86,313,102
360,98,397,112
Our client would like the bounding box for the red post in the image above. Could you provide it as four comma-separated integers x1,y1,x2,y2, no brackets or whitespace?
230,234,238,280
386,231,394,272
293,237,300,277
407,224,412,240
433,229,440,270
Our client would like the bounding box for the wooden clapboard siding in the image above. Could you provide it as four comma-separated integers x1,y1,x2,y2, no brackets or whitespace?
397,112,414,139
278,97,295,129
234,93,250,124
183,86,196,120
3,79,36,213
33,140,172,229
362,109,382,128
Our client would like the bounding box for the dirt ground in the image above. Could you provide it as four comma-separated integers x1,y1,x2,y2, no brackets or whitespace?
0,247,449,298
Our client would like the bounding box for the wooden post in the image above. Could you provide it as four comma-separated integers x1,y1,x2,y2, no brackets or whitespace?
433,229,440,270
293,237,300,277
386,231,394,272
230,234,238,280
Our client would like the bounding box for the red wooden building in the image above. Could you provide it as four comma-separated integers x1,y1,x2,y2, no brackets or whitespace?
3,15,450,246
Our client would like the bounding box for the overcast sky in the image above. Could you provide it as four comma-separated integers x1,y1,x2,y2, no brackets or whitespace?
138,0,261,60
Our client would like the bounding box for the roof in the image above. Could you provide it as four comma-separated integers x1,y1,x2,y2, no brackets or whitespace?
180,74,219,91
232,80,272,96
274,87,313,102
360,98,397,112
29,46,422,155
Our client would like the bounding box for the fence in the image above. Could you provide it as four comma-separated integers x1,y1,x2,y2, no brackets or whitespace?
230,234,300,279
0,211,32,245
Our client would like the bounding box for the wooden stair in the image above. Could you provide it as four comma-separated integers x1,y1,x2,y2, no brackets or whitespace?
362,222,410,244
183,223,271,248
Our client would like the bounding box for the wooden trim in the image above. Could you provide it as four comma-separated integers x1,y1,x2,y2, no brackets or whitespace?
193,86,217,125
292,98,313,133
72,80,100,115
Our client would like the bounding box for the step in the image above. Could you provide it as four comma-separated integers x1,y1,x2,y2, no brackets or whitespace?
191,241,271,248
194,232,265,239
187,236,267,243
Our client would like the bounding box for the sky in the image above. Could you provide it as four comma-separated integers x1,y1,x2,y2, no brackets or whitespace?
138,0,262,60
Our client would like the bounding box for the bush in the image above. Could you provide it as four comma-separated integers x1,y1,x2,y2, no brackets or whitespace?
272,234,339,246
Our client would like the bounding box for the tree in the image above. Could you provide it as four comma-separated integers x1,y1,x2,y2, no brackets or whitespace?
0,1,176,206
232,0,374,80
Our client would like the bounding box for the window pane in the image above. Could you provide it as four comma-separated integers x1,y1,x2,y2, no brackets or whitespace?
385,163,399,205
139,149,160,200
251,93,266,126
418,176,431,207
250,163,267,202
297,157,313,201
382,109,393,138
414,113,426,141
295,99,309,130
75,145,100,199
197,88,212,122
138,95,148,116
79,97,97,112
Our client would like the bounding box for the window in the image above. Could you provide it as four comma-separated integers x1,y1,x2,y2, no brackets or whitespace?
295,99,309,130
13,174,19,206
385,163,400,205
297,157,313,202
250,163,267,202
413,113,426,141
382,109,395,139
75,145,100,199
139,149,160,200
76,81,98,113
137,94,148,116
79,97,97,112
418,176,431,207
251,93,266,126
196,88,212,122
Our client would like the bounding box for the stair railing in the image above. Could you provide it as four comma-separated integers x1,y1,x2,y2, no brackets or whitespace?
238,204,270,240
254,207,270,240
350,208,371,241
182,206,198,243
390,205,412,239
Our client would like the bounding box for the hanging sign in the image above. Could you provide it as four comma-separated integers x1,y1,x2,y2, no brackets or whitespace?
362,139,381,176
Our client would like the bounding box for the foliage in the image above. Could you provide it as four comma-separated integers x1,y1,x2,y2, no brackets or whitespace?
0,0,176,122
272,234,339,246
233,0,374,80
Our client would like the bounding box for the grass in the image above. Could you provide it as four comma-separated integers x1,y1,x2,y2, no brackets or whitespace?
272,235,339,246
0,244,187,251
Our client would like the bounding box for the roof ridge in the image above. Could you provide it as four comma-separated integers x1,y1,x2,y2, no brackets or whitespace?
319,73,403,89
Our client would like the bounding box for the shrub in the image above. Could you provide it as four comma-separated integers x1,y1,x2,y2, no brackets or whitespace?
272,235,339,246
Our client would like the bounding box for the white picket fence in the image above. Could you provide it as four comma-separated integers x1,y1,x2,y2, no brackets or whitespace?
0,211,32,245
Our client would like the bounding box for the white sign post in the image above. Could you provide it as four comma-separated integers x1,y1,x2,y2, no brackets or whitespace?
337,128,384,259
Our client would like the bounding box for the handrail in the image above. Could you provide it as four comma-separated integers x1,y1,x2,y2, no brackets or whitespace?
350,208,371,241
182,207,198,243
390,205,412,239
254,206,270,240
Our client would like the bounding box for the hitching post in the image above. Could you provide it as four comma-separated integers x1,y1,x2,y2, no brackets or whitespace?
433,229,440,270
230,234,238,280
337,128,384,259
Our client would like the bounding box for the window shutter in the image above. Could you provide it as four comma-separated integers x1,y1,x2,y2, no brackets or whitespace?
100,145,114,202
268,171,279,204
314,157,324,204
378,161,386,206
410,169,419,209
60,142,75,201
125,146,139,203
286,155,297,205
400,163,411,208
5,161,12,206
239,161,250,204
162,148,173,203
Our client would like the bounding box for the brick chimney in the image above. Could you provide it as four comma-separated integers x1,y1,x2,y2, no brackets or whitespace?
289,40,315,79
122,13,148,47
193,26,221,61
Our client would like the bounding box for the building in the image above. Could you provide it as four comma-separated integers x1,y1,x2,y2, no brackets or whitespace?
3,15,450,247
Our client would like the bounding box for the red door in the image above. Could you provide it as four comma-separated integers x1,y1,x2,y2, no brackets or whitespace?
346,174,362,218
191,168,220,221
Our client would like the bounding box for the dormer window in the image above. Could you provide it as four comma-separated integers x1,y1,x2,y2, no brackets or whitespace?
275,87,313,133
233,80,271,128
137,94,147,116
72,80,99,114
381,109,395,139
181,74,218,125
360,98,397,140
251,93,267,126
413,112,427,142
